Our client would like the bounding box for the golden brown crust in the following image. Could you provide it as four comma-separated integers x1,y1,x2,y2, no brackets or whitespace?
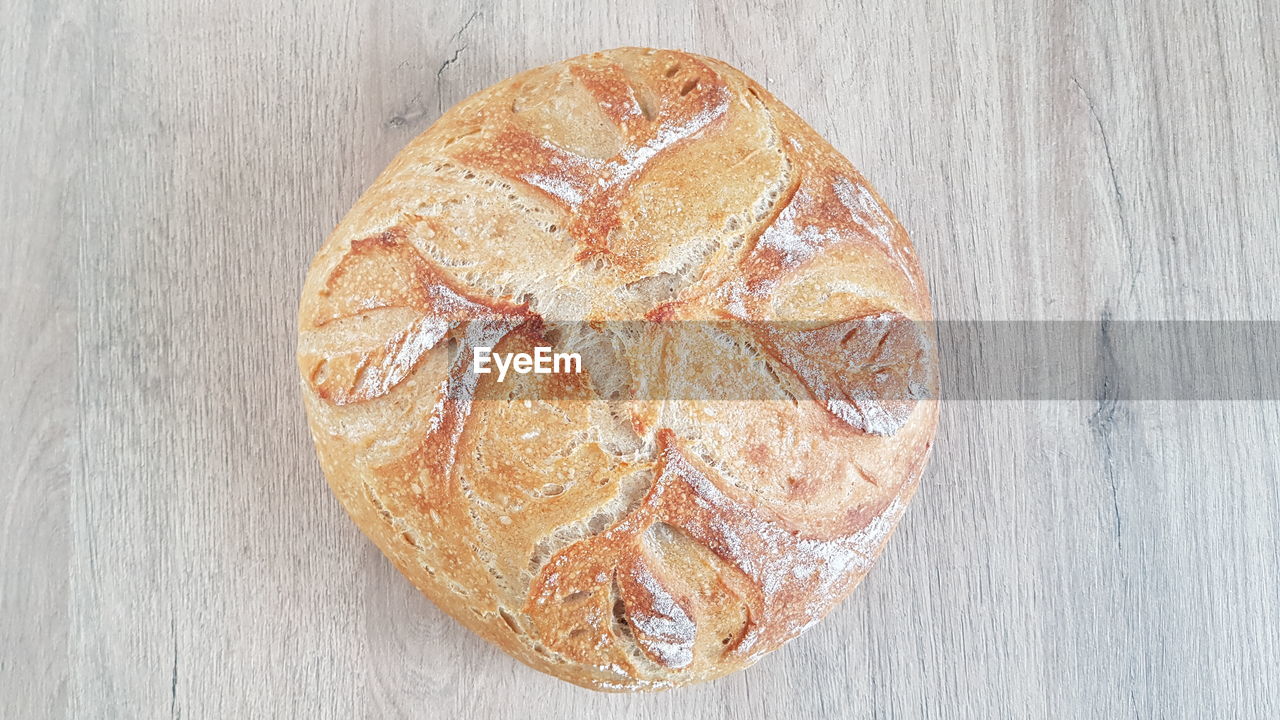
297,48,938,691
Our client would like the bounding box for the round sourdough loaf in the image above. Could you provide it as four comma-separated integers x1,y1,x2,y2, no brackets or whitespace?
297,48,938,691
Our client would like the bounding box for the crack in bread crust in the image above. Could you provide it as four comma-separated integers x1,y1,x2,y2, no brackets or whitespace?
298,47,939,692
461,55,731,264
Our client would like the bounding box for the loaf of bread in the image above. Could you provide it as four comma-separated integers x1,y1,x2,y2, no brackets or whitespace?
297,48,937,691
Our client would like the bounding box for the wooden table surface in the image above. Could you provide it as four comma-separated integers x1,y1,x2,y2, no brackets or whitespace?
4,0,1278,717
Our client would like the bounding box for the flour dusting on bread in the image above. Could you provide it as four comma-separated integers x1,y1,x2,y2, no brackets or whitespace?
298,47,937,692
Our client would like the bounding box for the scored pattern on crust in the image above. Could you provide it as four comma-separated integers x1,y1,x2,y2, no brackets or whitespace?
460,55,730,263
300,228,535,407
524,429,915,671
299,49,936,691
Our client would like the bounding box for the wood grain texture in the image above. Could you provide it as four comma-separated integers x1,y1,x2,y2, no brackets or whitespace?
2,0,1277,717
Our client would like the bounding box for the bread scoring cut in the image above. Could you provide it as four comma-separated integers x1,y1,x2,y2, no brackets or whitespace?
298,47,938,691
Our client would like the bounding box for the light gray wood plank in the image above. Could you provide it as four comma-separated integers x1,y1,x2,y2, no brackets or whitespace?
2,0,1278,717
0,0,85,717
